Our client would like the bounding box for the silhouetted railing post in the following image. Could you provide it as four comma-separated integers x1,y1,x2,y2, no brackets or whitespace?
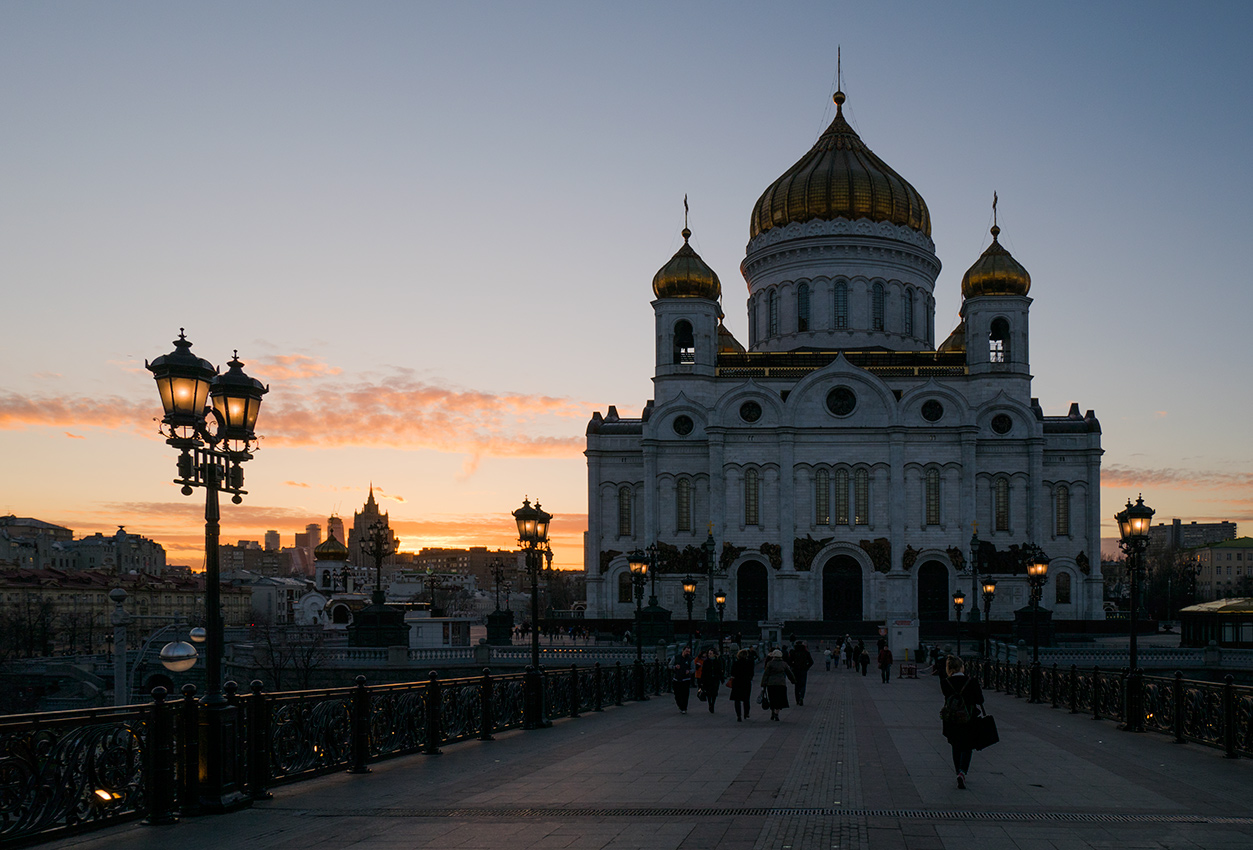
178,684,200,816
248,680,272,799
570,665,580,718
614,662,624,706
1093,667,1102,721
479,668,495,741
425,671,443,755
1224,674,1238,759
349,675,371,774
653,660,663,696
1050,664,1059,709
593,662,604,712
1125,668,1144,732
1069,665,1079,714
144,687,177,825
1173,671,1186,744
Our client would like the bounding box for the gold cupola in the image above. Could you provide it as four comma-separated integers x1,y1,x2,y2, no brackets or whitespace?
652,227,722,300
749,90,931,240
961,224,1031,298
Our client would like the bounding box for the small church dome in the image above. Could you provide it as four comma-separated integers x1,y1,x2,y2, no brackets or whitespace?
749,90,931,240
314,535,349,560
961,225,1031,298
652,228,721,300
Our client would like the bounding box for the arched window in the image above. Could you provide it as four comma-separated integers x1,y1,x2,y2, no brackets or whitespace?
618,486,633,537
854,468,869,525
872,283,885,331
1055,485,1070,537
904,289,914,336
797,283,810,332
618,571,634,604
834,469,850,525
815,468,830,525
990,317,1009,363
749,298,757,344
925,467,940,526
676,478,692,532
1055,571,1072,605
744,469,760,526
674,320,695,365
833,282,848,328
994,477,1009,532
768,290,779,337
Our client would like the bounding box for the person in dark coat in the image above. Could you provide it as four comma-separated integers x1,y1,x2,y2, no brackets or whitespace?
878,645,894,684
941,655,985,789
672,646,694,714
790,641,814,705
855,640,869,675
759,649,795,721
702,648,724,714
729,648,756,721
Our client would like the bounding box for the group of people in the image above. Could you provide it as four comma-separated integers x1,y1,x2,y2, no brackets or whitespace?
671,640,815,722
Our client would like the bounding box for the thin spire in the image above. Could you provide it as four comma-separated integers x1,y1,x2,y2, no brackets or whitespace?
682,194,691,241
991,192,1000,240
833,45,846,116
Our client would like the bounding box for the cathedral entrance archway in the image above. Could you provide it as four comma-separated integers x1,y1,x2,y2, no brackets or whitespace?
736,561,769,623
822,556,862,622
917,560,949,622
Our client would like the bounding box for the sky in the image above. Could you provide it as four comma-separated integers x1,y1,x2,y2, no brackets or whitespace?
2,2,1252,567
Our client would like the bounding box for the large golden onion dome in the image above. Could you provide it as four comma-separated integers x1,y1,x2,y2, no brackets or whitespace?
750,91,931,240
652,228,722,300
961,225,1031,298
314,535,350,561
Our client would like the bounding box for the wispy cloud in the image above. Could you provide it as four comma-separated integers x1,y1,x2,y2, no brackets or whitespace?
1102,464,1253,491
64,432,85,439
247,354,343,382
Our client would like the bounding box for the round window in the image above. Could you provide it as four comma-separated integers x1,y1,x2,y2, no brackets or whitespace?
825,387,857,417
673,415,694,436
991,414,1013,435
739,401,762,423
921,400,944,422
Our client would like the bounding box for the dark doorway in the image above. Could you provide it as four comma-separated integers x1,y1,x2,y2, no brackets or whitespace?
822,556,862,621
918,560,949,622
737,561,769,623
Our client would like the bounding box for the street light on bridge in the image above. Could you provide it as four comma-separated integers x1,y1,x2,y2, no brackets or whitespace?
513,497,552,728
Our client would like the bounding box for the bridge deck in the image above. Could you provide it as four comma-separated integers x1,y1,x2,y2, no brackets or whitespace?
43,665,1253,850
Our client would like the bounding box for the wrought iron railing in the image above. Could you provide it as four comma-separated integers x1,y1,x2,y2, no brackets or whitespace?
0,660,668,846
972,658,1253,758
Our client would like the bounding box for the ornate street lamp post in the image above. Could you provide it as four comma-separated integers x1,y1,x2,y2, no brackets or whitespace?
512,497,552,728
1026,550,1050,703
702,530,719,623
627,552,649,701
952,590,965,657
682,576,697,648
147,330,265,813
715,589,727,648
968,525,982,623
981,579,997,658
1116,495,1154,731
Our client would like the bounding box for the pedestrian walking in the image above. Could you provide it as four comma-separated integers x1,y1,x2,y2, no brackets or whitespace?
729,648,756,721
878,645,894,684
823,646,833,672
844,637,855,669
791,640,814,705
759,648,795,721
672,646,693,714
855,640,869,676
702,648,724,714
940,655,985,789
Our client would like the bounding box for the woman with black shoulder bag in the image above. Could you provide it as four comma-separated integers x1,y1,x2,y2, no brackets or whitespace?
940,654,986,789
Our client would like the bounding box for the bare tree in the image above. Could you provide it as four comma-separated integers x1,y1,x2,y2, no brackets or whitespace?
249,616,327,691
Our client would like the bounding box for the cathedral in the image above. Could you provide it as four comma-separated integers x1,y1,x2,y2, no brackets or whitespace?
583,88,1104,629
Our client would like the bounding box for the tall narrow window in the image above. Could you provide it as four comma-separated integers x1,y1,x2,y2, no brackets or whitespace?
926,300,933,345
618,571,633,603
815,468,830,525
768,290,779,337
925,467,940,526
749,300,757,345
1055,571,1072,605
904,289,914,336
676,478,692,532
674,320,695,365
1055,484,1070,537
990,317,1009,363
797,283,810,332
834,282,848,328
872,283,885,331
854,468,869,525
994,477,1009,532
618,486,633,537
744,469,760,526
834,469,849,525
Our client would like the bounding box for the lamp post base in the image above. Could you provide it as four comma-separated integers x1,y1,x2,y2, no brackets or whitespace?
522,666,551,729
197,701,250,813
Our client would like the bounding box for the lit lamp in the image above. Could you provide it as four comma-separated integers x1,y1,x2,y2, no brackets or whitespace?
952,590,966,656
627,550,649,701
682,576,697,647
714,589,727,647
1116,495,1154,731
981,579,997,657
512,497,553,728
1026,548,1049,703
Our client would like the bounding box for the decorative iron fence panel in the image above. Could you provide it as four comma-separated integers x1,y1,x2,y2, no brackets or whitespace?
267,687,353,783
440,678,483,745
490,676,526,732
0,705,148,845
368,685,427,758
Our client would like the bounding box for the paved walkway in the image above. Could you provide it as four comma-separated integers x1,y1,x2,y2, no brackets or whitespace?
46,665,1253,850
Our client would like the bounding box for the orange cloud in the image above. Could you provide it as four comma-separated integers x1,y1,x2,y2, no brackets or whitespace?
1102,465,1253,491
0,391,155,434
247,354,343,382
65,432,85,439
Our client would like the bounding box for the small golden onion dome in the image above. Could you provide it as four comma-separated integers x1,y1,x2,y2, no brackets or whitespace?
717,321,745,354
314,536,350,560
750,91,931,239
652,228,722,300
937,319,966,353
961,225,1031,298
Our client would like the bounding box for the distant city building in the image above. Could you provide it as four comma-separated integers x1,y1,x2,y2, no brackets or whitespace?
1,519,167,576
225,570,309,624
327,515,345,544
1196,538,1253,602
412,547,522,591
1149,519,1237,553
70,528,167,575
348,486,397,568
219,542,283,576
264,530,281,552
